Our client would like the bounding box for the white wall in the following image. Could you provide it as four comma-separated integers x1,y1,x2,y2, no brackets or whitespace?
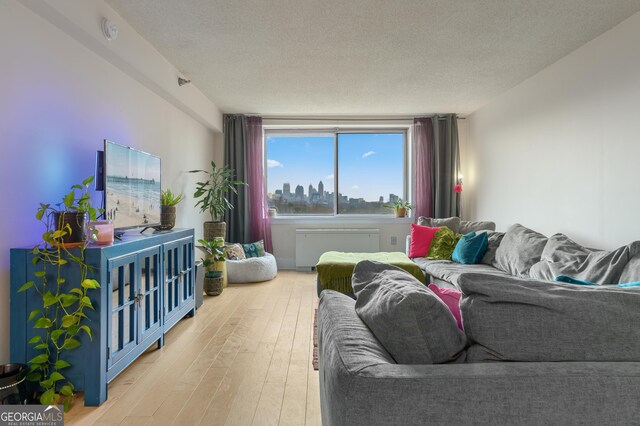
465,11,640,250
0,1,222,363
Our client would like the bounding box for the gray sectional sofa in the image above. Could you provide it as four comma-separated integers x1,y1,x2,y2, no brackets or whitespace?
318,220,640,425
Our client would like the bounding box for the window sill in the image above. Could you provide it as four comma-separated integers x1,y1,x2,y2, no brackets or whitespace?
269,215,414,225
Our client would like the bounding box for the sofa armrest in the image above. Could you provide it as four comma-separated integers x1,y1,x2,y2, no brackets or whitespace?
405,235,411,256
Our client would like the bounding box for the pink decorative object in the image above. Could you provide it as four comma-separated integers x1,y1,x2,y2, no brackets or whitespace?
428,284,463,330
91,221,114,245
454,184,463,193
408,224,439,258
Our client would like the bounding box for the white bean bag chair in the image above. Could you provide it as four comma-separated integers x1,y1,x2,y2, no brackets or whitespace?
226,252,278,283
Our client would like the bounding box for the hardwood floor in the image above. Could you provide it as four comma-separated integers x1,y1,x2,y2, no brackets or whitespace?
65,271,321,426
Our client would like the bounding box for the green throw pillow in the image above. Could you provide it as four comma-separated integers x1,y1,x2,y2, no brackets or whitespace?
427,227,463,260
242,240,266,258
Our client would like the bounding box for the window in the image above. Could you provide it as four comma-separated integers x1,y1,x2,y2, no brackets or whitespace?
265,129,407,216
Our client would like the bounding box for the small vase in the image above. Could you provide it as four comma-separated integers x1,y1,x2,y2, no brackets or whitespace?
159,205,176,230
204,221,226,241
395,208,406,218
204,276,223,296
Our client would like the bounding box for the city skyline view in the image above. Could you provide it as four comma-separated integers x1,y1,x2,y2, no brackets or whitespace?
266,132,405,214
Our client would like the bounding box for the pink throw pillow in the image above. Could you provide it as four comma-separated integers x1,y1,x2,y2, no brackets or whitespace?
428,284,463,330
408,224,439,258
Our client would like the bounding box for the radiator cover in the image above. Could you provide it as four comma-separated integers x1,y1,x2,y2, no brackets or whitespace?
295,228,380,270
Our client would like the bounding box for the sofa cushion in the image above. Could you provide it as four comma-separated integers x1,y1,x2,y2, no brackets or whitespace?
459,272,640,362
413,258,509,287
452,232,488,265
494,224,548,277
352,261,466,364
459,220,496,234
529,234,639,284
481,231,505,266
418,216,461,233
427,227,463,260
408,224,439,258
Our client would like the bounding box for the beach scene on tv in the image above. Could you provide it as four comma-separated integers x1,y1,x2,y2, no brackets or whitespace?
105,142,161,229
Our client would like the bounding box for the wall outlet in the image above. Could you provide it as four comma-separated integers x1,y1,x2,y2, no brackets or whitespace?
390,236,397,246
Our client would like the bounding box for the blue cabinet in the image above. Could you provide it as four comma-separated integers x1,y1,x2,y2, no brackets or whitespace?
10,229,196,406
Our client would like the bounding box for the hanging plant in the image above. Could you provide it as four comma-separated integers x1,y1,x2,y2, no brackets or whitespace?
17,176,102,411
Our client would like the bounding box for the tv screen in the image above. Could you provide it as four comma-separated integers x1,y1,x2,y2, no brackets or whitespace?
104,140,161,230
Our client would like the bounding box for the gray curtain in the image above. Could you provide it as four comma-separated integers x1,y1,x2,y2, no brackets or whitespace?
432,114,460,218
223,114,250,243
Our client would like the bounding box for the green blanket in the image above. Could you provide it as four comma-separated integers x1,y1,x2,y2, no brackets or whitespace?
316,251,426,294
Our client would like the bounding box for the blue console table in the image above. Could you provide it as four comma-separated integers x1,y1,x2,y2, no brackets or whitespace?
10,228,195,406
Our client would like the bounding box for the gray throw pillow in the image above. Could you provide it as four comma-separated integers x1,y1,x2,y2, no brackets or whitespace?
529,234,638,284
352,260,466,364
459,220,496,234
460,273,640,362
417,216,461,234
481,231,504,266
494,224,548,277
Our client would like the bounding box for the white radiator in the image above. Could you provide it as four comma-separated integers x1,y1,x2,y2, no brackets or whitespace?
295,228,380,270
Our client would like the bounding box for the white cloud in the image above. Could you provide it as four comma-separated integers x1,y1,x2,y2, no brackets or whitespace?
325,173,334,180
267,159,284,168
351,185,360,189
362,151,376,158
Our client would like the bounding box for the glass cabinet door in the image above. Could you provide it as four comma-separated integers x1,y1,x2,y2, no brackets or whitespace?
179,238,194,304
138,246,162,343
164,241,181,322
107,254,138,369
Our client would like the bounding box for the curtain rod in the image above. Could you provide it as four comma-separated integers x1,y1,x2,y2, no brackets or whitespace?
259,115,465,121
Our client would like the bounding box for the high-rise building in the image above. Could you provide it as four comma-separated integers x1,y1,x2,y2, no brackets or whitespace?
379,196,384,203
295,185,304,199
318,181,324,197
283,183,291,197
389,193,399,203
308,184,316,197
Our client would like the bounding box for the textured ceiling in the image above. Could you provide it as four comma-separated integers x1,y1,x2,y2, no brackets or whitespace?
106,0,640,115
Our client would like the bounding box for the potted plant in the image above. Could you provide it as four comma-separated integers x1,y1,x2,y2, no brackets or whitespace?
189,162,246,241
17,176,102,411
159,189,184,230
385,199,413,218
198,237,226,296
43,176,101,246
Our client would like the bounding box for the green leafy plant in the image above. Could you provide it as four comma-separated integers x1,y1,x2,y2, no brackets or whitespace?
384,198,413,211
198,237,226,271
161,189,185,207
189,162,246,222
17,176,102,411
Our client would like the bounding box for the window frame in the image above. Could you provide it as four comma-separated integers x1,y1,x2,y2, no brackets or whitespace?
264,127,410,218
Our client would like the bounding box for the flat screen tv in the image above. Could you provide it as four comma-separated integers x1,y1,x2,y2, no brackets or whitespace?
103,140,161,230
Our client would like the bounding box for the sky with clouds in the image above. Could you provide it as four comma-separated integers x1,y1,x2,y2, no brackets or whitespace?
266,133,404,201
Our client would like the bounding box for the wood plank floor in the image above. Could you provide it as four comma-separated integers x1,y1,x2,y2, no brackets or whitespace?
65,271,321,426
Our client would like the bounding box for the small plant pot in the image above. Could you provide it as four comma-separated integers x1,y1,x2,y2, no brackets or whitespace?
204,221,226,241
159,205,176,230
394,208,406,218
204,276,223,296
54,211,87,246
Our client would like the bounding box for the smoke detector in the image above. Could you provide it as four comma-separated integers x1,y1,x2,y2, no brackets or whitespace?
101,18,119,41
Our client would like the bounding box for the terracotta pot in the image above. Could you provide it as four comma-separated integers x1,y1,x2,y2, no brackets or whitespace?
159,205,176,230
394,208,406,218
204,221,226,241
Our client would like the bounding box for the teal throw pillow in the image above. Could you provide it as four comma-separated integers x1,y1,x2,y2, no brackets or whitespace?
242,240,266,258
556,275,640,287
452,232,489,264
